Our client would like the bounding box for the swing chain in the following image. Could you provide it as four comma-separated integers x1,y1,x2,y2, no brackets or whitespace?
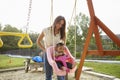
50,0,53,25
26,0,32,33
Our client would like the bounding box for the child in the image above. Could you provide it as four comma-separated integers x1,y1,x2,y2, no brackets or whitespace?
54,42,76,72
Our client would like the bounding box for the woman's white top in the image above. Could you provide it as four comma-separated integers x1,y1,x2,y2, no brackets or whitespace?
43,27,61,48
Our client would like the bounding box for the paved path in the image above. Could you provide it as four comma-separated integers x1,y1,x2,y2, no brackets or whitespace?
76,59,120,64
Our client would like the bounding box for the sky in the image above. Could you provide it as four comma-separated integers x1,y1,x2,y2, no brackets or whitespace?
0,0,120,35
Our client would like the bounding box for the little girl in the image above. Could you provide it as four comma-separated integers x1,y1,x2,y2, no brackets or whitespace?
54,42,76,72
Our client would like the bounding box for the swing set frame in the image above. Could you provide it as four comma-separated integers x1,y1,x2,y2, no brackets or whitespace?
76,0,120,80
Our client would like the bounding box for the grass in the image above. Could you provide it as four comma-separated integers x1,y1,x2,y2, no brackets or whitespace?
0,54,120,78
84,62,120,78
0,54,25,69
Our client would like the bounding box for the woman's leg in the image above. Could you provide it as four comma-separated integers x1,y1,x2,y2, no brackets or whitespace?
44,53,53,80
57,76,65,80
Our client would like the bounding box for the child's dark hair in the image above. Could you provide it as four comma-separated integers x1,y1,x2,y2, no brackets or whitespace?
56,42,64,47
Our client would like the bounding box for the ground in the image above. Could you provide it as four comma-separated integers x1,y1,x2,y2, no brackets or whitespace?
0,69,75,80
0,70,54,80
0,67,119,80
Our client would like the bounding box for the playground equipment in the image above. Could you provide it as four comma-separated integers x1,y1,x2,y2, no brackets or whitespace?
47,46,77,76
76,0,120,80
0,0,40,73
0,0,33,48
0,32,33,48
48,0,78,79
48,0,77,79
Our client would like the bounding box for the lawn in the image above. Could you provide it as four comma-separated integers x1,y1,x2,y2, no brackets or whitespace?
0,54,120,78
0,54,25,69
84,62,120,78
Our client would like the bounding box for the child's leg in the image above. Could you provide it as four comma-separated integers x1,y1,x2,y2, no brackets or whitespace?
56,61,66,71
66,62,72,69
66,62,76,69
56,61,63,69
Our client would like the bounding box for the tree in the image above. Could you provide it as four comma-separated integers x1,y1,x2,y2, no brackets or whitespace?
67,13,90,58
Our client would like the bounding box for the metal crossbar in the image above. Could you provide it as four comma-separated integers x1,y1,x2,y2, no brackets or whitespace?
0,32,33,48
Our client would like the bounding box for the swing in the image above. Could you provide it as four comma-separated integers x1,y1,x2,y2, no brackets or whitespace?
45,0,78,76
0,32,33,48
0,0,33,48
46,45,77,76
55,53,73,73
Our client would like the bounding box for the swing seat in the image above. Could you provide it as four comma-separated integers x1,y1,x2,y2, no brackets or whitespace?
46,46,77,76
55,54,71,73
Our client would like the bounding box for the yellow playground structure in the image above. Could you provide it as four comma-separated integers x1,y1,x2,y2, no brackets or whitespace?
0,0,33,49
0,32,33,48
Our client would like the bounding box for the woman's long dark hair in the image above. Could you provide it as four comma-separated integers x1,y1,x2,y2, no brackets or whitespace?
53,16,66,39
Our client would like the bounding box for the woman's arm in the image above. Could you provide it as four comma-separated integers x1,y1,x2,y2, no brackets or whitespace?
36,31,45,52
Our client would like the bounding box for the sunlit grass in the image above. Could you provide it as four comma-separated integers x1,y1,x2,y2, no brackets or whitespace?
84,62,120,78
0,54,25,69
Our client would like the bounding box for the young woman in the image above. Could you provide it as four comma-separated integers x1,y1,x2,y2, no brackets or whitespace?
37,15,66,80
